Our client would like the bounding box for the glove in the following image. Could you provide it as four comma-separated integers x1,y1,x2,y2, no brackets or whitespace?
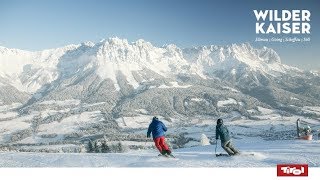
209,139,216,145
147,134,150,138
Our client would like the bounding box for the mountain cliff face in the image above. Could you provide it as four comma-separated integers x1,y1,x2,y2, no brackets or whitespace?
0,38,301,93
0,37,319,147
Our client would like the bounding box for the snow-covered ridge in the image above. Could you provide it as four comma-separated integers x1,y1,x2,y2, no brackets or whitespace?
0,37,302,93
183,43,300,76
0,44,79,92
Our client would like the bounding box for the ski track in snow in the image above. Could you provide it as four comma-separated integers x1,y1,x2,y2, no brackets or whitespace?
0,140,319,167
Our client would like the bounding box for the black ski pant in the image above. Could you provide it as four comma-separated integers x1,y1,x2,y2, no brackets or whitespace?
221,140,239,155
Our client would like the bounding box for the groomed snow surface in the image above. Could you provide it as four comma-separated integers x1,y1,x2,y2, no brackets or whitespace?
0,139,319,167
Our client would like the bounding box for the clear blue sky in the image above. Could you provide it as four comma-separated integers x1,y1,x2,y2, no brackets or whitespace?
0,0,319,70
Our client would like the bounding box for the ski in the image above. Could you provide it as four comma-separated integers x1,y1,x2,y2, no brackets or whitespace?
168,154,176,158
215,153,230,157
158,154,176,158
216,153,254,157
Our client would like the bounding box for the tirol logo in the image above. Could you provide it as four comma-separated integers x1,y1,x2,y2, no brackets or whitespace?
277,164,308,176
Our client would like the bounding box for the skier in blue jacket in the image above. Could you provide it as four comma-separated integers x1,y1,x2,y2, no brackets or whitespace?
216,118,239,156
147,116,172,156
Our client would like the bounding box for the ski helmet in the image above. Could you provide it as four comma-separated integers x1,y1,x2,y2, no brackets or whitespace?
217,118,223,125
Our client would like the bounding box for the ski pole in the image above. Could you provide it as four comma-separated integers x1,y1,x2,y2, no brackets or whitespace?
215,140,218,155
145,136,150,149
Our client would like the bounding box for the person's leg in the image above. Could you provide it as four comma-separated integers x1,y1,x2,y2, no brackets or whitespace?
154,137,163,153
227,141,240,155
221,141,234,155
159,136,171,155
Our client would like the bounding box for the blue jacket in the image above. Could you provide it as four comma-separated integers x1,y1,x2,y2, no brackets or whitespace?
216,124,231,143
147,119,167,139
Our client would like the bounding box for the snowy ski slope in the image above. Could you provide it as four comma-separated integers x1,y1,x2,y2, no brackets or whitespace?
0,139,319,167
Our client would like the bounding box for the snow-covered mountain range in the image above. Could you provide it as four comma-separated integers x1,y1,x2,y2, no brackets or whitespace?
0,37,303,94
0,37,319,151
1,37,319,112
